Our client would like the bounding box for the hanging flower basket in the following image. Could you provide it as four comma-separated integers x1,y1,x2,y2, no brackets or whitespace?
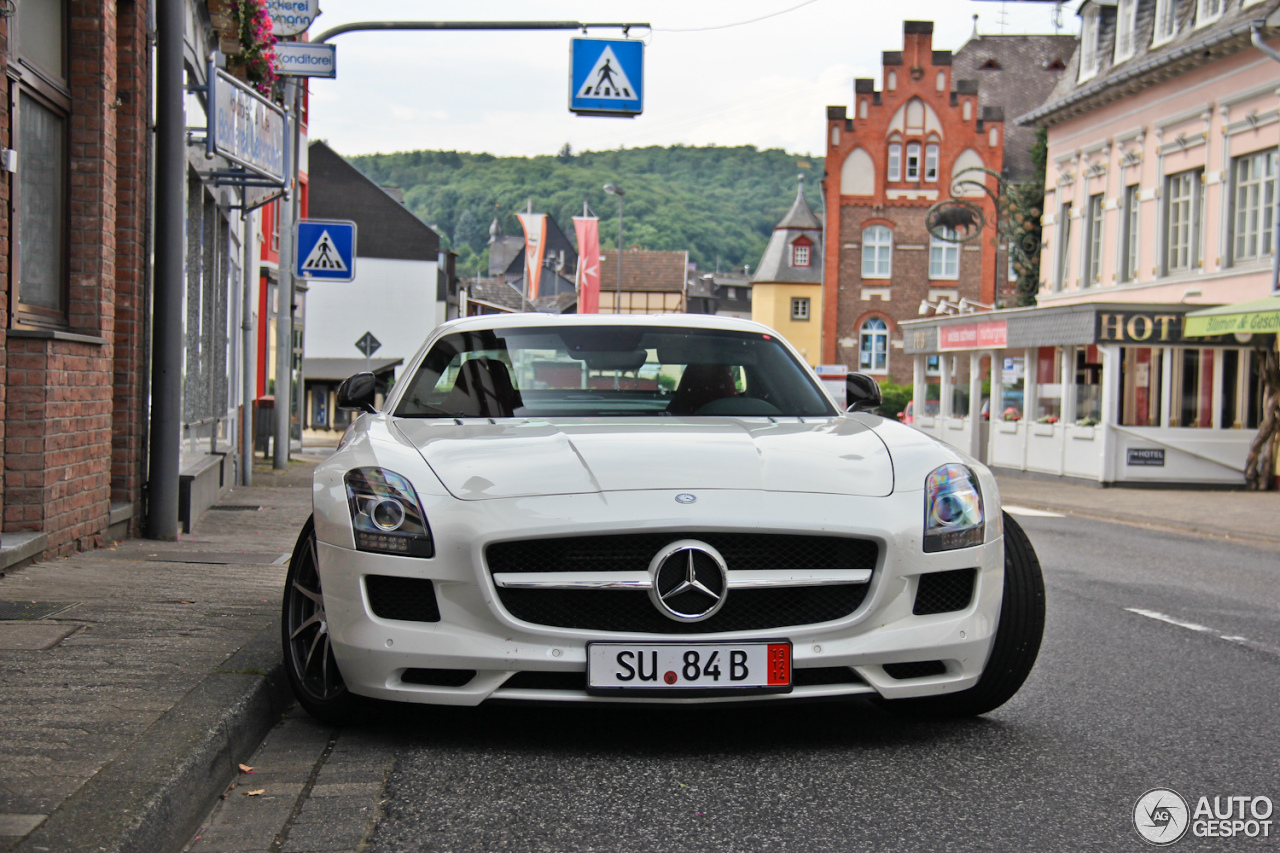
227,0,278,96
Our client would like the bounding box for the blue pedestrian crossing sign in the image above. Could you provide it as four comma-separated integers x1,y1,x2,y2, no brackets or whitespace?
296,219,356,282
570,38,643,117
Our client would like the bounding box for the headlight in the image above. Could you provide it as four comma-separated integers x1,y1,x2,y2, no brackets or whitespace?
923,463,984,552
344,468,434,557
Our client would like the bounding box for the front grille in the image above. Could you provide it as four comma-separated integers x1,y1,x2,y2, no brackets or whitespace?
913,568,976,616
883,660,947,680
487,532,877,634
366,575,441,622
402,668,475,687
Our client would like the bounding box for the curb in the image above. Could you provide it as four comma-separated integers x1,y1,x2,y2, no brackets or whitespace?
15,619,293,853
1003,499,1280,546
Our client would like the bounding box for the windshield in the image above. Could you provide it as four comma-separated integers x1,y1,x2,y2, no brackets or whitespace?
394,325,836,419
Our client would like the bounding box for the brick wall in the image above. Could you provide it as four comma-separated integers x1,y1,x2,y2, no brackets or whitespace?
2,1,139,557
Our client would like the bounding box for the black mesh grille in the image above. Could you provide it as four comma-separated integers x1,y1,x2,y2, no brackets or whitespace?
487,533,877,634
366,575,441,623
499,668,863,691
913,568,976,616
402,668,475,687
793,667,863,687
883,660,947,680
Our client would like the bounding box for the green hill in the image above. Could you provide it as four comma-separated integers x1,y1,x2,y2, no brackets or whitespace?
344,144,824,278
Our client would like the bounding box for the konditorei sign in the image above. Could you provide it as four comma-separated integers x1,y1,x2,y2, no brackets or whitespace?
211,69,286,183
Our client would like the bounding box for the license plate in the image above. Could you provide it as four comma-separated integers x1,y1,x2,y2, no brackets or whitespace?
587,641,791,693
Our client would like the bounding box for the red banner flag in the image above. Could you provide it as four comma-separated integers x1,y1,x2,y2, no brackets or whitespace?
517,213,548,302
573,216,601,313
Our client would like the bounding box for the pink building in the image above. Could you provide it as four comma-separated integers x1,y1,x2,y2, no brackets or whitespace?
901,0,1280,486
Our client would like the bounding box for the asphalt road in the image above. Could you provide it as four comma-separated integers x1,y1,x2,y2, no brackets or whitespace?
187,513,1280,852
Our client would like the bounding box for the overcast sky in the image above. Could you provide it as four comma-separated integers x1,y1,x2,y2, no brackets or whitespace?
305,1,1078,159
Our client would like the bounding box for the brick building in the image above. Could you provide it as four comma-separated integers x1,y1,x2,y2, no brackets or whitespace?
2,0,151,561
822,20,1005,385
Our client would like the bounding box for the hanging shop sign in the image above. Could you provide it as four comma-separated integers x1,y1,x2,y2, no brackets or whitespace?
937,320,1008,351
211,68,287,183
266,0,321,37
275,42,337,78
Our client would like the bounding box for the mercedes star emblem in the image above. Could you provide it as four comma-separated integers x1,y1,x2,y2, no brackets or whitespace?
675,493,697,504
647,540,728,622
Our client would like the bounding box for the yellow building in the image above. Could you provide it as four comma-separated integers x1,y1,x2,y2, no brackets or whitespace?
751,178,823,366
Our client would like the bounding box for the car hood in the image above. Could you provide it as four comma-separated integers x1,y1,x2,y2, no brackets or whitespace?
391,417,894,500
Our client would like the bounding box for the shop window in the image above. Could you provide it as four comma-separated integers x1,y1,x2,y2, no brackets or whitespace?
1171,348,1215,428
1164,169,1202,274
1084,193,1104,286
1119,347,1164,427
1075,347,1102,422
862,225,892,278
1034,347,1062,422
1231,149,1276,264
929,228,959,279
791,297,810,321
888,144,902,182
859,318,888,373
1120,185,1140,282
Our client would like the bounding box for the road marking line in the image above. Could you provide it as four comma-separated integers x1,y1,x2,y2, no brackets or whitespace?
1003,505,1064,518
1125,608,1280,657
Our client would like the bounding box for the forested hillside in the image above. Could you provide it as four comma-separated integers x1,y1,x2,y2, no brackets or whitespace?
345,144,823,278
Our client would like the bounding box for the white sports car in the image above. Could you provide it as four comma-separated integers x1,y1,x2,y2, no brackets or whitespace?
283,314,1043,722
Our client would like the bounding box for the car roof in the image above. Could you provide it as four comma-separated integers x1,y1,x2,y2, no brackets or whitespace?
435,313,780,336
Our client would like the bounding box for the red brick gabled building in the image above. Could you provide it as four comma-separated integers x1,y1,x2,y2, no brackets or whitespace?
823,20,1004,384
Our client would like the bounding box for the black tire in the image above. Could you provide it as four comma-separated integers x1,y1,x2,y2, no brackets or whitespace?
282,516,356,724
880,511,1045,718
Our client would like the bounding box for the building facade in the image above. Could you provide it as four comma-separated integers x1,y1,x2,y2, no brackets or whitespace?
823,20,1005,386
751,178,824,366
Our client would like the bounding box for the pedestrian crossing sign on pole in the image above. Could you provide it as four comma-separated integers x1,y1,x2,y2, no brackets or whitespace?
569,38,644,117
296,219,357,282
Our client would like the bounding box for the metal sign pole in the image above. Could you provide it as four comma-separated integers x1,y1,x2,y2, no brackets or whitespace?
274,78,297,469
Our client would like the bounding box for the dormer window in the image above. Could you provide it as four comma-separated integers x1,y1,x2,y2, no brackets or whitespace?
1115,0,1138,63
1078,4,1101,82
888,143,902,181
1196,0,1224,26
791,238,812,267
906,143,921,181
980,59,1000,70
1154,0,1179,44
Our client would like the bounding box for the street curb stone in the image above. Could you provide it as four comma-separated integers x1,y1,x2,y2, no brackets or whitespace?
13,621,291,853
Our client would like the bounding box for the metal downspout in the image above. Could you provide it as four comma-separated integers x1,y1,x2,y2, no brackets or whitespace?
146,0,184,539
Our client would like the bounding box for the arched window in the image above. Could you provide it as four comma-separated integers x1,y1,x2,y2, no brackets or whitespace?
887,144,902,182
862,226,892,278
859,318,889,373
906,143,921,180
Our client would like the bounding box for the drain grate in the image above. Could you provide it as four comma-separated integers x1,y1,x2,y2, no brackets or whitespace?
208,505,264,512
0,601,80,621
145,552,289,565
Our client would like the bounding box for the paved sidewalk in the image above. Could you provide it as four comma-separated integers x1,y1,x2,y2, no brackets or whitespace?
995,473,1280,547
0,451,326,853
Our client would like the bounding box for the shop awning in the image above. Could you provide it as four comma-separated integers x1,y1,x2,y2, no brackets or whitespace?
1183,294,1280,337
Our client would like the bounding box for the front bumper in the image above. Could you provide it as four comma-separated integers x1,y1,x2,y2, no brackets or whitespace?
313,484,1005,706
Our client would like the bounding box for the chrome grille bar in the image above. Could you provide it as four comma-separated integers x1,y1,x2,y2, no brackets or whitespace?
492,568,872,590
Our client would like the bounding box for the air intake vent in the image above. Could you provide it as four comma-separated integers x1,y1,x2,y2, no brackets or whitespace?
913,568,975,616
402,668,475,687
366,575,441,622
882,660,947,680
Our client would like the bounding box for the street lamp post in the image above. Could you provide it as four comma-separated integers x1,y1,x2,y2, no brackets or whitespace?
604,183,625,313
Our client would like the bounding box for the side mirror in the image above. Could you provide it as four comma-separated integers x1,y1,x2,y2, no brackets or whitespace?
337,372,378,414
845,372,883,413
